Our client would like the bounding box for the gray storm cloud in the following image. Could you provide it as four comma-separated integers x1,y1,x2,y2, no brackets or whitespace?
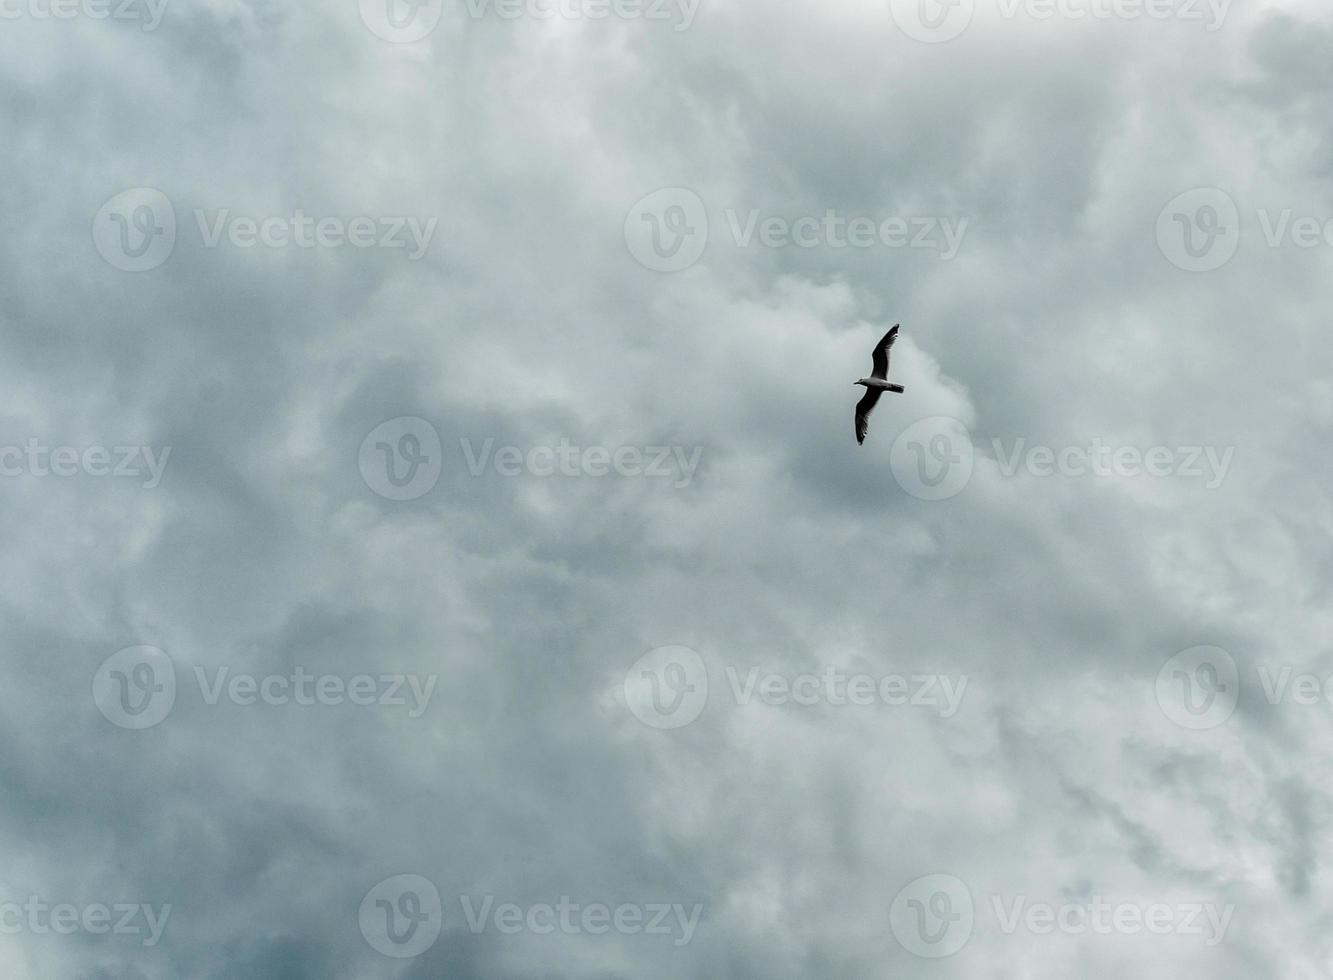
0,0,1329,977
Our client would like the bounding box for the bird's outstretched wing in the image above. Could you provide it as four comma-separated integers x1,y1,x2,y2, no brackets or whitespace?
870,324,900,380
855,388,883,445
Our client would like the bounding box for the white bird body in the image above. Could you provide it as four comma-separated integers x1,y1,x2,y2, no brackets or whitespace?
855,378,905,392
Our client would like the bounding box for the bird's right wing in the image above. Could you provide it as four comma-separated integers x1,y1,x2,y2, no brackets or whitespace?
855,388,882,445
869,324,900,379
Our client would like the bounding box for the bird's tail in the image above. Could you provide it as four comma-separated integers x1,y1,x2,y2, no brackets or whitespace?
886,384,905,394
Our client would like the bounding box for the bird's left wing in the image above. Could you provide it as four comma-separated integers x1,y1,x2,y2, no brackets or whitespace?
869,324,900,379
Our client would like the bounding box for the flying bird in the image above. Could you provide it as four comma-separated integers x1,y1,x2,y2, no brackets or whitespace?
854,324,905,445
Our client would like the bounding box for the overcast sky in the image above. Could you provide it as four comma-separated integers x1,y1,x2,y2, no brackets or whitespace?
2,0,1332,976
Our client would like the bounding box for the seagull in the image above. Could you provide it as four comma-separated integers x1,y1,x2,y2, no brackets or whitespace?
854,324,905,445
